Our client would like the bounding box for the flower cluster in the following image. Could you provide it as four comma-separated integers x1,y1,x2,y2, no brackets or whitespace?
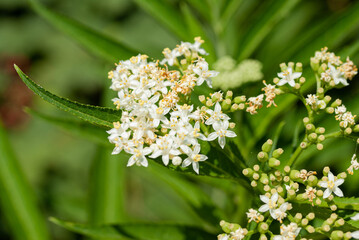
335,105,356,128
311,47,358,87
107,38,237,174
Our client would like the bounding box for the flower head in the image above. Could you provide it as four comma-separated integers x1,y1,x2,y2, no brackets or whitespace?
318,171,344,198
277,67,301,87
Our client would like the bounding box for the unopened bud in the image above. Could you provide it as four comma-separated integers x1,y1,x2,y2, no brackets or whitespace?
272,148,284,158
230,103,239,112
199,95,206,104
331,230,344,240
317,143,324,151
326,107,334,114
262,139,273,152
221,99,231,111
303,117,310,124
310,57,319,71
306,225,315,233
354,124,359,132
253,165,260,171
258,222,269,233
206,99,213,107
229,122,236,129
331,99,342,108
172,156,182,166
269,158,280,168
251,180,257,187
306,124,315,132
259,234,267,240
330,204,337,211
294,83,301,89
301,218,309,226
308,133,318,142
284,165,291,173
324,95,332,104
290,170,300,180
307,212,315,220
322,224,330,232
233,95,246,104
344,127,352,135
316,127,326,134
226,91,233,99
253,173,260,180
334,218,345,227
299,77,306,85
323,166,330,175
242,168,253,177
318,135,325,142
238,103,245,110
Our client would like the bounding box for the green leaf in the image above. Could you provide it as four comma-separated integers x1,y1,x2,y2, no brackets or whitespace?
50,217,217,240
0,121,49,240
14,65,120,128
27,108,110,146
28,0,137,63
237,0,300,60
134,0,188,41
88,148,128,225
333,197,359,211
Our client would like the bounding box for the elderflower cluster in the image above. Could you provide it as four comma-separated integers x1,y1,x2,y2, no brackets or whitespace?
107,38,238,174
335,105,356,128
311,47,358,87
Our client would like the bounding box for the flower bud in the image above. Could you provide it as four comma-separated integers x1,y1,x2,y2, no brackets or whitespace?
308,133,318,142
269,158,280,168
290,170,300,180
273,77,279,84
310,57,319,71
334,218,345,227
294,83,301,90
301,218,309,226
307,175,318,186
251,180,257,187
306,124,315,132
326,107,334,114
317,143,324,151
257,151,269,162
354,124,359,132
318,135,325,142
242,168,254,177
199,95,206,104
344,128,352,135
318,63,327,74
259,234,267,240
339,172,347,179
221,99,231,111
225,91,233,99
233,95,246,104
280,63,287,72
258,222,269,233
284,165,291,173
306,225,315,233
253,173,260,180
303,117,310,124
260,174,269,185
262,139,273,152
230,103,239,112
331,99,342,108
322,224,330,232
299,77,306,85
323,166,330,175
316,127,326,134
253,165,260,171
172,156,182,166
331,230,344,240
296,62,303,72
272,148,284,158
307,212,315,220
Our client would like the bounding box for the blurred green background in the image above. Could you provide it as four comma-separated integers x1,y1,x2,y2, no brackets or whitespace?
1,0,359,239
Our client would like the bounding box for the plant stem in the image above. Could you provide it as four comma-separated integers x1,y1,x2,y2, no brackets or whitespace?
287,137,307,167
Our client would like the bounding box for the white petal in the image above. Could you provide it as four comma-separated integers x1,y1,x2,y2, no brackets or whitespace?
193,144,201,154
226,130,237,138
222,120,229,129
352,231,359,239
192,162,200,174
273,236,283,240
292,72,302,79
271,192,279,203
288,80,296,87
182,158,192,167
218,136,226,149
323,188,332,199
214,102,221,112
335,178,344,187
169,149,181,156
328,171,334,182
140,156,148,167
127,156,136,167
199,155,208,161
333,187,343,197
180,145,192,155
277,79,287,86
260,195,269,203
258,204,269,212
279,202,288,211
207,132,218,141
142,147,152,156
318,181,328,188
150,150,162,159
351,213,359,221
162,154,170,166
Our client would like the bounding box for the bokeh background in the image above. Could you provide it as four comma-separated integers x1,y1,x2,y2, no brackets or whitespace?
1,0,359,239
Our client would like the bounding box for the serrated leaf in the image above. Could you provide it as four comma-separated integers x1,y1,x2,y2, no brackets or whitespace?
50,217,217,240
28,0,137,63
15,65,120,128
27,108,110,146
0,121,49,240
134,0,188,41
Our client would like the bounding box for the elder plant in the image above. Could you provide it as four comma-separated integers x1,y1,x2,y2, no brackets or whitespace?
15,38,359,239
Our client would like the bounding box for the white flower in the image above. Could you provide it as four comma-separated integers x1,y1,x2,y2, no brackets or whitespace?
335,105,347,119
272,202,289,222
217,234,230,240
328,63,348,86
161,48,180,66
230,227,246,240
181,144,208,174
273,223,301,240
348,154,359,175
150,135,181,166
318,171,344,198
193,58,219,87
205,102,230,125
246,208,260,223
127,144,152,167
277,67,302,87
259,192,278,217
340,111,356,128
207,120,236,149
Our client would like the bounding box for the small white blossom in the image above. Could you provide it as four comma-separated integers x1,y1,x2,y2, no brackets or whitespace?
272,202,289,223
348,154,359,175
318,171,344,198
150,135,181,166
193,58,219,87
351,213,359,221
273,223,301,240
207,120,237,149
340,111,356,128
205,102,230,125
230,227,246,240
335,105,347,120
277,67,302,87
126,144,152,167
181,145,208,174
328,63,348,86
246,208,260,223
258,192,278,217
